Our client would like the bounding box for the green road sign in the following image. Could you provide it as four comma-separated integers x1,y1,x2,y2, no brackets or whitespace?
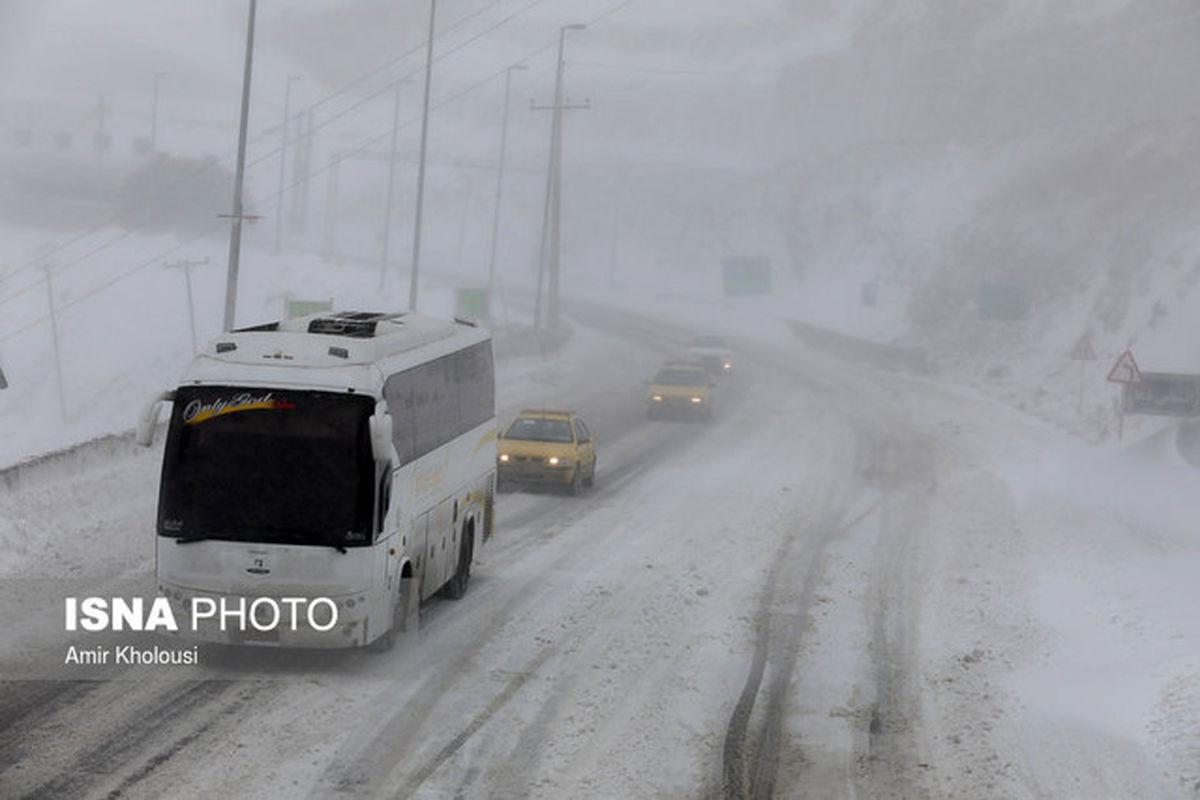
455,287,489,321
285,297,333,319
978,275,1029,321
722,257,772,296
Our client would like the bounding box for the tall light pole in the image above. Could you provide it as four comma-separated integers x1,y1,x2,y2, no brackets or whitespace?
222,0,258,332
380,78,405,290
274,75,300,255
150,72,166,152
534,23,586,332
408,0,438,311
486,63,527,313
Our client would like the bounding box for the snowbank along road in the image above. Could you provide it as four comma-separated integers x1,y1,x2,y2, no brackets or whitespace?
0,302,1194,799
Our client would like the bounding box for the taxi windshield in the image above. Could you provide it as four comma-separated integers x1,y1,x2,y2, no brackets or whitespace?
504,417,574,443
654,368,707,386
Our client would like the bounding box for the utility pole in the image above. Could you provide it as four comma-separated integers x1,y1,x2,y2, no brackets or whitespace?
42,264,67,421
289,110,314,231
94,95,110,159
380,79,404,290
150,72,166,152
409,0,438,312
165,257,209,353
299,111,314,229
323,151,341,262
532,23,587,332
222,0,258,332
274,76,299,255
608,182,623,288
486,63,527,313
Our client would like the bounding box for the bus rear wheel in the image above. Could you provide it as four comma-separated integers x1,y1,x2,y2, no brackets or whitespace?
370,575,417,653
444,531,473,600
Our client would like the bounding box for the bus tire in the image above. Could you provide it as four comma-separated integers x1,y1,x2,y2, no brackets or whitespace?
370,575,418,654
444,532,472,600
369,606,398,653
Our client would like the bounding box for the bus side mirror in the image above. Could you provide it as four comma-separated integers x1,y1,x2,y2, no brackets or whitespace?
136,390,175,447
369,404,394,463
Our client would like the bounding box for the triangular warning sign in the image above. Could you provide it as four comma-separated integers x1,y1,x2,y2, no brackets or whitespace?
1106,350,1140,384
1069,334,1096,361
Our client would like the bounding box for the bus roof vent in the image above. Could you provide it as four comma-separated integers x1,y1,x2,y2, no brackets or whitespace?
307,311,400,339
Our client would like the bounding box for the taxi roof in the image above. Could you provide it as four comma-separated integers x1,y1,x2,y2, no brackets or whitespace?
658,361,708,372
516,409,574,419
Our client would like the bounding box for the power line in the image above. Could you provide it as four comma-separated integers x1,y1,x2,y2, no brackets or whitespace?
574,60,781,76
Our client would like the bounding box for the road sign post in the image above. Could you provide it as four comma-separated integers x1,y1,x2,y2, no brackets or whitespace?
1068,334,1097,416
165,257,209,353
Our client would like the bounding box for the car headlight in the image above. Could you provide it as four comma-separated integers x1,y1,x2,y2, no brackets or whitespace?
691,396,703,404
723,362,731,370
652,395,663,402
547,456,562,466
499,453,509,462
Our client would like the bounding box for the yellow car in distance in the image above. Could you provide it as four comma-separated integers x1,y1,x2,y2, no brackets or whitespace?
497,410,597,496
647,361,716,420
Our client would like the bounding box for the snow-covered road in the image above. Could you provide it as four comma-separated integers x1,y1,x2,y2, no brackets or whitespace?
0,304,1196,799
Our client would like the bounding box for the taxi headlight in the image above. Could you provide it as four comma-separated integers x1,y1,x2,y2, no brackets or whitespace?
691,396,703,404
499,453,509,462
723,362,732,370
547,456,561,466
652,395,663,402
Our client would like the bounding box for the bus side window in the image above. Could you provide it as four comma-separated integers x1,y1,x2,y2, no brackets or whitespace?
376,469,391,535
383,373,416,464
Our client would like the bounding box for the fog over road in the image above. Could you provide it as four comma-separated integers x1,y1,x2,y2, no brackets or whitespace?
0,302,1182,800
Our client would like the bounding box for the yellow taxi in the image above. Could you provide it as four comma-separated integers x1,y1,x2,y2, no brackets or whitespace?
496,410,597,495
647,361,715,420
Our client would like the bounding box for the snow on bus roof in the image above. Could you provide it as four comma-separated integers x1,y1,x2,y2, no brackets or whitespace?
198,311,488,370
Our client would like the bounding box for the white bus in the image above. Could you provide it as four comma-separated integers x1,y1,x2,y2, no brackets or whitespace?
137,311,496,650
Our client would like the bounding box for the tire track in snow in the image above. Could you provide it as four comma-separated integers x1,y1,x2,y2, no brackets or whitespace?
718,497,882,800
15,679,239,799
0,681,101,770
97,680,277,800
396,644,559,797
856,435,936,798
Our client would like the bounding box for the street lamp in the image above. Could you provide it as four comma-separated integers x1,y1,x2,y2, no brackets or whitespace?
486,63,528,313
408,0,438,311
150,72,166,152
380,76,412,290
222,0,258,332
